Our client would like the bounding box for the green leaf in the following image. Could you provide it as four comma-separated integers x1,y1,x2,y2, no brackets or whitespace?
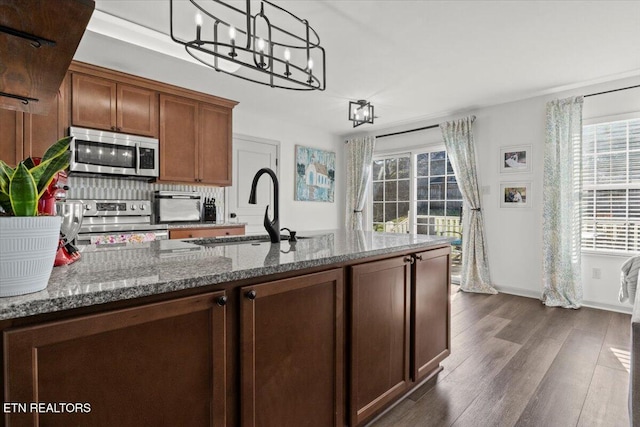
41,136,72,163
0,192,12,215
23,157,36,169
9,163,38,216
35,151,70,197
0,160,14,195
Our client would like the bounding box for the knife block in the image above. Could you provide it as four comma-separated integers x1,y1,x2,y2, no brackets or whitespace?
204,200,217,222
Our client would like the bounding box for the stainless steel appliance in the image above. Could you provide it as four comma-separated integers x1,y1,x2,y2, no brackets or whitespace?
69,127,159,178
73,199,168,245
153,191,201,223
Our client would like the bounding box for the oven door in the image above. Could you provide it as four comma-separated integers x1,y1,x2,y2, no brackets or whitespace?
76,224,169,245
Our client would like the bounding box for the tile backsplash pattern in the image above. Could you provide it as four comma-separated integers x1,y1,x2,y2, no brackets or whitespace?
68,176,224,213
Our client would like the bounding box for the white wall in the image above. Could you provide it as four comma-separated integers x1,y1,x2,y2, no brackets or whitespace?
344,76,640,313
233,106,344,232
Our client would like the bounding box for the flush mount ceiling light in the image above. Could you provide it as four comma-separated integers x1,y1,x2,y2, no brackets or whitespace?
169,0,326,91
348,100,374,128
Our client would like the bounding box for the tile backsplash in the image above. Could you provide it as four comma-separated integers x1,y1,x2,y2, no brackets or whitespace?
67,175,224,211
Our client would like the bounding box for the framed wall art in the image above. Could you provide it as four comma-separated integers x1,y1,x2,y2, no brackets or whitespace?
500,145,532,173
500,182,531,208
295,145,336,202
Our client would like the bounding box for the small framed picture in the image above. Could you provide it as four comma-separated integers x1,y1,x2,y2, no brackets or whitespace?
500,145,531,173
500,182,531,208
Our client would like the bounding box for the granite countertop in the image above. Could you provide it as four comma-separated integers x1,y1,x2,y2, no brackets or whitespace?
166,222,246,229
0,230,452,321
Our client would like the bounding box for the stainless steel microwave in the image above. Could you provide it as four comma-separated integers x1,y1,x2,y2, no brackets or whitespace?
69,127,159,178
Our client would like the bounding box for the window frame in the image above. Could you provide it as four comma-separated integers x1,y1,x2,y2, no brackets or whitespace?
369,143,463,235
581,113,640,256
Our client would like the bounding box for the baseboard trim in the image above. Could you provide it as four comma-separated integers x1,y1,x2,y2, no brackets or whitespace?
493,285,633,314
581,300,632,314
493,285,541,299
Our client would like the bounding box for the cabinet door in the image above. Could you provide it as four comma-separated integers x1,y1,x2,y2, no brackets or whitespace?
4,291,228,427
71,73,117,131
117,84,159,137
199,102,232,185
0,109,23,166
240,269,344,427
413,247,451,382
159,94,198,183
350,256,411,426
169,226,245,239
23,74,70,158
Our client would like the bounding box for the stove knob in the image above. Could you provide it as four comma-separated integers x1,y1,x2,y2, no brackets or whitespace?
130,204,137,211
84,204,92,211
140,204,146,211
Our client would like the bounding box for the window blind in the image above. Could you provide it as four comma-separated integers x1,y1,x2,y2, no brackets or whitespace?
582,118,640,252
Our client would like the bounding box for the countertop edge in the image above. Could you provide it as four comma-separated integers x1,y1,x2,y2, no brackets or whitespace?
0,239,450,321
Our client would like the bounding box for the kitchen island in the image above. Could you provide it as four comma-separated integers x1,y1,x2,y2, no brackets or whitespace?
0,230,452,427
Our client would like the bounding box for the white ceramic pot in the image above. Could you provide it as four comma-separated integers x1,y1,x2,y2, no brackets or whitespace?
0,216,61,297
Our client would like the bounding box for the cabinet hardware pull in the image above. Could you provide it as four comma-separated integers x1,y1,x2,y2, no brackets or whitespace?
216,295,227,306
0,91,38,105
404,256,414,264
415,255,423,261
246,290,257,300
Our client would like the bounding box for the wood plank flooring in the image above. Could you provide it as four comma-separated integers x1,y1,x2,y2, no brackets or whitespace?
370,286,632,427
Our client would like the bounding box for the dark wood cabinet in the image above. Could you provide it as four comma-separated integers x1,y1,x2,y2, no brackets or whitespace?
412,247,451,382
3,291,228,426
0,0,94,115
349,248,450,426
71,73,158,137
160,94,233,185
240,269,344,427
349,256,412,426
0,74,69,166
0,108,22,166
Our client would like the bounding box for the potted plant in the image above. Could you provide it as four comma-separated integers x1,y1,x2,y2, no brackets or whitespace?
0,137,72,297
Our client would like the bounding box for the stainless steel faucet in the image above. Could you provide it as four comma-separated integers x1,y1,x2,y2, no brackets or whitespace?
248,167,280,243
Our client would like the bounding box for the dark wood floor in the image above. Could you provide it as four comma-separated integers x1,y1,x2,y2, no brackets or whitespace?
371,286,632,427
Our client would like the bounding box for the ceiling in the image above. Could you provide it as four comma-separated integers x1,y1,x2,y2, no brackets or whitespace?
75,1,640,137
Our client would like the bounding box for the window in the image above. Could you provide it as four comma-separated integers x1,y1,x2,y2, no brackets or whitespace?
415,151,463,236
371,149,462,236
581,118,640,253
372,155,410,232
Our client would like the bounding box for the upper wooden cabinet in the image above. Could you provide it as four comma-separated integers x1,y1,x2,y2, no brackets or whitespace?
71,73,158,137
0,0,94,114
160,93,233,186
0,74,69,166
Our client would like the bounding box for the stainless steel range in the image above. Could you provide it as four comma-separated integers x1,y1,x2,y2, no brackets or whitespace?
72,199,169,245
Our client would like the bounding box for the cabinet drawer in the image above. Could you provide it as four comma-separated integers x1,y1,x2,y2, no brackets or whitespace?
170,226,245,239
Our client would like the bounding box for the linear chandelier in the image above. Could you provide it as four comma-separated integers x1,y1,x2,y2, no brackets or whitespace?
349,100,374,127
169,0,326,91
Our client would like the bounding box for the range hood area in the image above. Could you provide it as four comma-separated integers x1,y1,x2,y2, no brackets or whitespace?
0,0,94,114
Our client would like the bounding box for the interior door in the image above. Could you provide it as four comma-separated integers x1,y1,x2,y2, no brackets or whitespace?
227,135,279,234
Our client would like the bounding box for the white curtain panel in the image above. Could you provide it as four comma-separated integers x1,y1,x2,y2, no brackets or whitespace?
542,96,583,308
440,116,497,294
345,136,375,230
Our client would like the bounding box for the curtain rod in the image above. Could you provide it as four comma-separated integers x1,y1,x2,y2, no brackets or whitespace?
376,124,440,139
345,84,640,144
344,123,440,143
584,84,640,98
